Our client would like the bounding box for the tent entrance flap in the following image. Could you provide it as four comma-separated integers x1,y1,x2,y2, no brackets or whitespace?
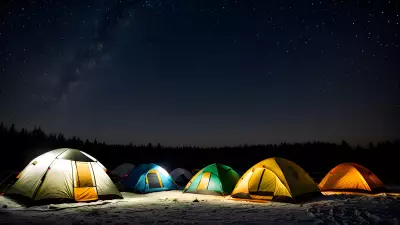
74,162,98,201
248,168,277,197
147,170,163,189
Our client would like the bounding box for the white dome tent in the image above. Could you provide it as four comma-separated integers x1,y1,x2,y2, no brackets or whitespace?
5,148,122,204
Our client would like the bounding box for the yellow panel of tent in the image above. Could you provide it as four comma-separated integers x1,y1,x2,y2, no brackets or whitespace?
74,162,98,202
197,172,211,190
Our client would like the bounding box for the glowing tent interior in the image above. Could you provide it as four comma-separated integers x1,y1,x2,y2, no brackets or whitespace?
4,148,122,204
319,163,386,193
122,163,178,193
231,157,321,203
183,163,240,196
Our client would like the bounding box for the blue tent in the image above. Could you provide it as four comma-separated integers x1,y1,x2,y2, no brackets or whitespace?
122,163,178,193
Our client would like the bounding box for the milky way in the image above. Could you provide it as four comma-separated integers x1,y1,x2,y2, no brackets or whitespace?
0,0,399,146
54,0,161,102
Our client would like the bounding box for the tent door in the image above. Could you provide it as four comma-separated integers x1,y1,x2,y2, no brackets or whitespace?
248,168,275,198
74,162,98,202
197,172,211,190
147,170,163,189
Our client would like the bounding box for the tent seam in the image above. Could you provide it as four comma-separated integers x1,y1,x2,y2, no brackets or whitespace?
272,159,293,198
353,167,371,192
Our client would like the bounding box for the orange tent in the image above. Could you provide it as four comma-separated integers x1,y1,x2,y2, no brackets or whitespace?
319,163,386,193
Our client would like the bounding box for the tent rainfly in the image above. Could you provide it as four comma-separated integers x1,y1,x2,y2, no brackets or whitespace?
4,148,122,204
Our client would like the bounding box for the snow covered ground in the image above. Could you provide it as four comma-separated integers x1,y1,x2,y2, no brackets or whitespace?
1,191,400,225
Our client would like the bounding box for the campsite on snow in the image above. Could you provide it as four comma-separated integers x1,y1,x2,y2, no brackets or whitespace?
1,0,399,223
1,145,400,224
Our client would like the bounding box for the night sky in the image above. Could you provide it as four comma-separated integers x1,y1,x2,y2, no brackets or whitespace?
0,0,399,146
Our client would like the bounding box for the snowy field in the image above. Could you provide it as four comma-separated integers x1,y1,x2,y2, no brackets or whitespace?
1,191,400,225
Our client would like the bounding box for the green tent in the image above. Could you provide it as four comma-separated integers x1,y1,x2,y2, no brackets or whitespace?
183,163,240,196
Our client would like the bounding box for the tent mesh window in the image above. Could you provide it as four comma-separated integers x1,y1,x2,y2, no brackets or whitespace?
147,173,162,189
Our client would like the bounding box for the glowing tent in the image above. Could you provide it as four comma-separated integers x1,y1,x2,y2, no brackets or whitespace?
183,163,240,196
122,163,178,193
231,157,321,203
112,163,135,178
319,163,386,193
170,168,192,187
4,148,122,204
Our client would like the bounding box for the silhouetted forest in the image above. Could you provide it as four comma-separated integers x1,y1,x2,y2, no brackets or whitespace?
0,123,399,184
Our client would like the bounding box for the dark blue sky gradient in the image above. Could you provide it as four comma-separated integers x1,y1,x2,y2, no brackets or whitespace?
0,0,399,146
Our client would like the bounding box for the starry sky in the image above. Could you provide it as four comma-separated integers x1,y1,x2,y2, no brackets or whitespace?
0,0,399,146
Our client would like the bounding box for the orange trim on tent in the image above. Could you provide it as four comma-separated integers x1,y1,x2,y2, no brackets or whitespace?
74,187,98,202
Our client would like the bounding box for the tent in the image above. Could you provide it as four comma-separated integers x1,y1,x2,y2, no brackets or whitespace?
122,163,178,193
319,163,386,193
4,148,122,204
183,163,240,196
169,168,192,187
231,157,321,203
112,163,135,178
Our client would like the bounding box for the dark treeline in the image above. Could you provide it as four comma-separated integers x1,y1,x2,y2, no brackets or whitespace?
0,123,399,184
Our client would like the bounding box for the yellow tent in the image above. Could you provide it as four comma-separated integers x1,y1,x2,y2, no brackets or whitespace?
231,157,321,203
319,163,386,193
